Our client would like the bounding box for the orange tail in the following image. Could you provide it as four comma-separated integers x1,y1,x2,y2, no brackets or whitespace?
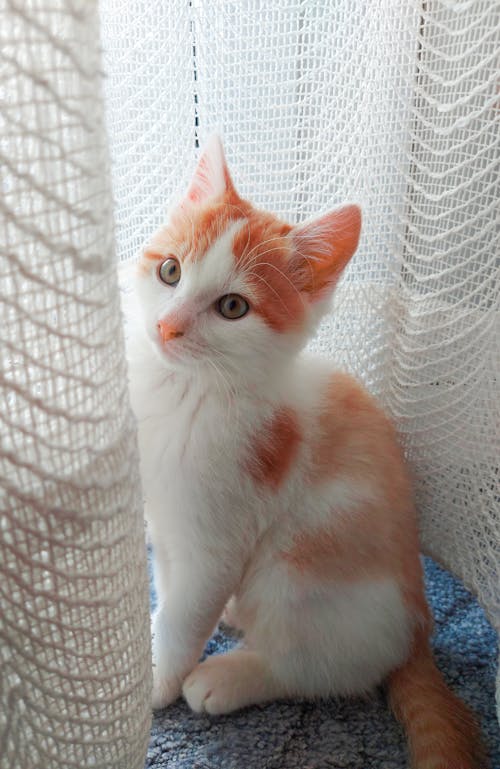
387,634,487,769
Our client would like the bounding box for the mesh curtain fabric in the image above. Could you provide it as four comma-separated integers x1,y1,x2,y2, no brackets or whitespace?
0,3,151,769
1,1,499,768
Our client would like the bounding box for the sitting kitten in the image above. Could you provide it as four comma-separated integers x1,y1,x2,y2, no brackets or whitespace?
127,136,485,768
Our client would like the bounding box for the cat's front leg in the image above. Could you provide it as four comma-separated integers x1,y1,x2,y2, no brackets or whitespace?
151,552,242,710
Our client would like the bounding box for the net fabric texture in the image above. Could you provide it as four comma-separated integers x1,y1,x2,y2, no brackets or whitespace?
100,0,499,717
98,0,196,267
0,3,151,768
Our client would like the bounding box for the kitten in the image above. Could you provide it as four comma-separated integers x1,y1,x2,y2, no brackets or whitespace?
127,136,485,768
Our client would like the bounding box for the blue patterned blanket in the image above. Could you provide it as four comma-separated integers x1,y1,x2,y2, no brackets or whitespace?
147,558,499,768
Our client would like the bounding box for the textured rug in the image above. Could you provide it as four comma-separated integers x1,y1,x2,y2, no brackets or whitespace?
146,558,499,768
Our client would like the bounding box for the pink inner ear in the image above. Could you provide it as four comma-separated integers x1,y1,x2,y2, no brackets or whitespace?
185,135,230,205
292,204,362,299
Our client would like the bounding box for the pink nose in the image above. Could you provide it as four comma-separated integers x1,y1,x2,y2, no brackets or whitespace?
157,320,184,343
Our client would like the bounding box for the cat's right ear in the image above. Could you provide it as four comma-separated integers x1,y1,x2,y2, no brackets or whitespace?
290,205,361,302
183,135,235,206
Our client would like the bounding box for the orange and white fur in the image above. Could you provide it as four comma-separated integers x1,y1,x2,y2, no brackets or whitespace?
127,137,485,768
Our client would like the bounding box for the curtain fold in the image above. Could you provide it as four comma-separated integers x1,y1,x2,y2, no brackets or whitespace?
0,3,151,767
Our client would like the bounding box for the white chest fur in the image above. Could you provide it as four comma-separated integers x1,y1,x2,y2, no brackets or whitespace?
128,344,260,534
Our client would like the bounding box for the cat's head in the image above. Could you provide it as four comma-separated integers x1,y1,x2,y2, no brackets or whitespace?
135,136,361,385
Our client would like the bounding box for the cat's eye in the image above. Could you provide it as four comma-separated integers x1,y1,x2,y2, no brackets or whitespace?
217,294,249,320
158,257,181,285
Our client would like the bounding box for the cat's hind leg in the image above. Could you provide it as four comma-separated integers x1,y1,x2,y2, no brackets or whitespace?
184,558,414,714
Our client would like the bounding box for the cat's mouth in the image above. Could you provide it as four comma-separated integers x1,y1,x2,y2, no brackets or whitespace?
153,333,203,366
155,337,184,360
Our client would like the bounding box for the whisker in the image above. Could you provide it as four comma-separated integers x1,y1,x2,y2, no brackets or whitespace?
205,354,240,425
205,357,225,400
250,261,306,307
240,247,289,277
245,270,291,315
240,235,289,266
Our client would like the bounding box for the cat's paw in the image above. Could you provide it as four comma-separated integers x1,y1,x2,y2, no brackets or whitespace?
151,671,182,710
183,657,238,715
183,650,277,715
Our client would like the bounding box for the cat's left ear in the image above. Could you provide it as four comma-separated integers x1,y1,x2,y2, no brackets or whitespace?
290,205,361,301
184,134,235,206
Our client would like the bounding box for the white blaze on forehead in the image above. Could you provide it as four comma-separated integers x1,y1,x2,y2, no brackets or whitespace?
186,218,248,294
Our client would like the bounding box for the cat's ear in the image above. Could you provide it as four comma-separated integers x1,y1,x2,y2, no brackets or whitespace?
184,134,235,206
290,205,361,300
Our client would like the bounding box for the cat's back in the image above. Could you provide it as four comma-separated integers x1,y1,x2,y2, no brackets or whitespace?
291,353,394,444
289,354,411,507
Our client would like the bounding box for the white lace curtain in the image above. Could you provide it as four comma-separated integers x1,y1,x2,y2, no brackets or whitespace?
1,1,498,767
1,4,151,769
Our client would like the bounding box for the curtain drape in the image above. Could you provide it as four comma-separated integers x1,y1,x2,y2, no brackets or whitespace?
1,4,151,767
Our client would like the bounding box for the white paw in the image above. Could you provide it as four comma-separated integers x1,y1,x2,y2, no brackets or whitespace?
151,670,182,710
182,657,238,715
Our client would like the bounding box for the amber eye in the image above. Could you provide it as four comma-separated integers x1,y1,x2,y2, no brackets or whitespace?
158,257,181,285
217,294,249,320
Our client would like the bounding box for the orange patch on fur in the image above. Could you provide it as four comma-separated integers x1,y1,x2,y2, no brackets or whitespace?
247,407,301,490
232,213,306,333
170,185,252,264
281,507,429,625
281,371,430,623
308,372,407,496
281,511,388,582
139,185,251,275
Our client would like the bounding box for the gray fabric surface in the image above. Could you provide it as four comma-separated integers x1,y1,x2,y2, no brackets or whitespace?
146,558,499,768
